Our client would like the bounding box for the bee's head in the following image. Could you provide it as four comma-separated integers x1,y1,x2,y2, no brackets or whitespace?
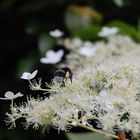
62,67,73,83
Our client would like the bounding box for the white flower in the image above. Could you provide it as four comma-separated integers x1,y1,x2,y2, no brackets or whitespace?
49,29,64,38
79,46,96,57
21,70,38,80
40,50,64,64
99,89,109,96
0,91,23,100
98,26,119,37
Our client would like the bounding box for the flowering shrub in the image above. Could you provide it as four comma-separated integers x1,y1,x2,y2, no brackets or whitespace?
2,27,140,140
3,56,140,139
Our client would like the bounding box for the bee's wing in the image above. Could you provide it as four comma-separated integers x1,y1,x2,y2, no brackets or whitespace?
53,76,64,83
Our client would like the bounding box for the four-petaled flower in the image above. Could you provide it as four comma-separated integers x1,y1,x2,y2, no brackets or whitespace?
40,50,64,64
98,26,119,37
49,29,64,38
0,91,23,100
21,70,38,80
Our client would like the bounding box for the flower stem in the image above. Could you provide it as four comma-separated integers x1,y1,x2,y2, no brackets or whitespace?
28,79,32,85
39,88,49,91
11,99,14,110
78,124,129,140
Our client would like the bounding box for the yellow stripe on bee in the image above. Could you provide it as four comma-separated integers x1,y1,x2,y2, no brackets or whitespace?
55,69,65,74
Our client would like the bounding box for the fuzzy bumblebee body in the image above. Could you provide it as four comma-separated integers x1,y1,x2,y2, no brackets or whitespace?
53,67,73,85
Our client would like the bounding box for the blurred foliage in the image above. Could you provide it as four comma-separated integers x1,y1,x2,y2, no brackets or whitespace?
0,0,140,140
65,5,102,32
108,20,140,42
138,19,140,31
72,25,101,40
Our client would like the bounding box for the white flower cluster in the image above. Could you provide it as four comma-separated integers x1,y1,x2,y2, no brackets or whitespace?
5,56,140,138
3,27,140,139
62,34,140,69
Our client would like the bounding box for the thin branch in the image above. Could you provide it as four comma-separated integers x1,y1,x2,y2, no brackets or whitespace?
78,124,129,140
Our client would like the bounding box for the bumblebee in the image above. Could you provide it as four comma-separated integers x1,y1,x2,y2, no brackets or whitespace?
53,67,73,85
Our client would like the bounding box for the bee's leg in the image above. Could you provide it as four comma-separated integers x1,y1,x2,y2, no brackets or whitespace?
70,77,72,83
60,80,65,87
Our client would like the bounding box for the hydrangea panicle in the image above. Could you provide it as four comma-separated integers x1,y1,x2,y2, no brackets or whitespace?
5,56,140,139
61,35,140,70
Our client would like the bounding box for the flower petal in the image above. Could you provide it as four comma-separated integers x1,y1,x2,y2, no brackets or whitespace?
46,50,56,58
4,91,15,99
40,58,59,64
14,92,23,98
31,70,38,79
79,47,96,57
99,89,109,96
56,50,64,58
98,26,119,37
49,29,63,38
40,50,64,64
21,72,32,80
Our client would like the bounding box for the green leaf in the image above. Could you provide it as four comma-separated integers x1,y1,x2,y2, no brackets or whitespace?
72,26,101,40
66,132,112,140
108,20,140,42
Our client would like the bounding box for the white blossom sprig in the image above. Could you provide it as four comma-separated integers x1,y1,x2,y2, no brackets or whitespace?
0,91,23,100
20,70,48,92
21,70,38,80
0,91,23,111
29,78,48,92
